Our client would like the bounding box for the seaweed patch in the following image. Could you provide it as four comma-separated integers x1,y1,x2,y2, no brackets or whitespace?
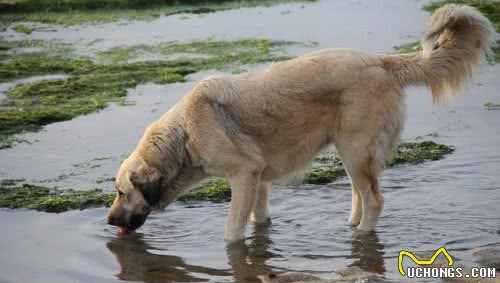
484,102,500,110
12,24,33,35
178,179,231,202
0,39,296,149
305,141,454,185
0,184,115,213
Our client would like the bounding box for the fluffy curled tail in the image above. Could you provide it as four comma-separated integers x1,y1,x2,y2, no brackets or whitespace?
383,4,495,103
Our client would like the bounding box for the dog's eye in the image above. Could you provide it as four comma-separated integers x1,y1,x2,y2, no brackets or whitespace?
117,190,125,198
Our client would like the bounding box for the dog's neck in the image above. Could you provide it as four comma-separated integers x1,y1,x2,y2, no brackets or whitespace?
139,118,185,171
163,165,206,207
138,119,206,208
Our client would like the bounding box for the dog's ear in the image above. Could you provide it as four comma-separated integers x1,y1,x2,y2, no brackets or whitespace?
129,165,163,206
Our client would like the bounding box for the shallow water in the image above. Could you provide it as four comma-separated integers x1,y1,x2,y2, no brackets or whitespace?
1,0,499,282
2,0,428,56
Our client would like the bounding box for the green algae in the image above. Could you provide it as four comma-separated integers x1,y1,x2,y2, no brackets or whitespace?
393,41,422,54
0,141,455,211
0,184,50,209
30,190,115,213
0,39,75,63
0,39,294,149
0,184,114,212
306,141,455,185
484,102,500,110
0,0,316,26
12,24,32,34
303,167,346,185
0,39,44,61
97,39,296,64
386,141,455,167
178,179,231,202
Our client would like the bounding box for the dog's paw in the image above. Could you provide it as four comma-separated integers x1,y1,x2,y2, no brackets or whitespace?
348,217,360,227
224,227,246,242
355,224,376,234
250,214,272,226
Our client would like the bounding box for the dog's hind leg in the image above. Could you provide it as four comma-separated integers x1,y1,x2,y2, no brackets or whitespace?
334,90,403,231
348,182,362,226
347,157,383,232
355,169,383,232
250,181,271,225
336,144,384,232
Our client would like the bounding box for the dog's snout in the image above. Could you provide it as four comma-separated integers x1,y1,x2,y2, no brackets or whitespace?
107,211,148,230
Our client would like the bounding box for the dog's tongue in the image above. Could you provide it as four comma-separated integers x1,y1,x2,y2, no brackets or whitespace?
118,227,133,235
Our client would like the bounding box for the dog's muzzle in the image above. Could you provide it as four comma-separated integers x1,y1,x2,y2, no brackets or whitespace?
108,211,149,230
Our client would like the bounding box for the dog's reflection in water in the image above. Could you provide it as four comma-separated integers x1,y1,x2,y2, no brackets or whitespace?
106,234,229,283
226,225,277,283
107,227,386,282
349,231,385,274
106,225,276,283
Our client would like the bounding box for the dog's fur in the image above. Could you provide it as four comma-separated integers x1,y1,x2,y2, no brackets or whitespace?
107,5,494,240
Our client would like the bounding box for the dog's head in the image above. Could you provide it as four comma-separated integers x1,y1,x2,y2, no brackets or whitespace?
107,154,164,233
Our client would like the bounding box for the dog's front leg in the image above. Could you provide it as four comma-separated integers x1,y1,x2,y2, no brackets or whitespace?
225,172,260,241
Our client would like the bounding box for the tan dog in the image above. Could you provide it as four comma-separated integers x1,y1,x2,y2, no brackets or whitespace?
107,5,494,241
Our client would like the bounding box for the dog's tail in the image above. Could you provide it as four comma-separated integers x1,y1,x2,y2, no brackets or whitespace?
382,4,495,103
